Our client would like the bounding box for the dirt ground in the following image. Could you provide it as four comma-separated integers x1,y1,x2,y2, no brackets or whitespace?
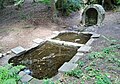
0,0,120,84
0,0,84,53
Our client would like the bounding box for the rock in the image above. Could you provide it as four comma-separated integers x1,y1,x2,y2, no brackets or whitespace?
72,25,79,29
3,53,7,56
24,69,32,75
33,38,44,44
6,51,12,55
75,39,80,42
0,53,3,58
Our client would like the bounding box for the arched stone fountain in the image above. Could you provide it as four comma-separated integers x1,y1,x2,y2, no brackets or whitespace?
82,4,105,26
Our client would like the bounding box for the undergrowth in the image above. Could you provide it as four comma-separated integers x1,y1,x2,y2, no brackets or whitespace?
0,64,25,84
65,39,120,84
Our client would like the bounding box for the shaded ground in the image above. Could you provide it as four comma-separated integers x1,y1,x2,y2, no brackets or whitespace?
0,1,62,52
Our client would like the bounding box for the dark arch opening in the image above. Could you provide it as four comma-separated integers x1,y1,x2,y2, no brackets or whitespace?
85,8,98,26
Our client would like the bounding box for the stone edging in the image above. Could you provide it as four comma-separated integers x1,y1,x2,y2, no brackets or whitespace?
0,30,100,83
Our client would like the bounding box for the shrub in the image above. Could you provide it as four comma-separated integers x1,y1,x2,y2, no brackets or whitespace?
117,0,120,4
56,0,83,15
0,64,25,84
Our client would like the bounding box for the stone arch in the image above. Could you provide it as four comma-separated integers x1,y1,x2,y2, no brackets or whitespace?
85,8,98,26
82,4,105,26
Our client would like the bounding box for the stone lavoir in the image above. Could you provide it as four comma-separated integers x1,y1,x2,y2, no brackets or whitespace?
0,31,101,83
9,42,77,79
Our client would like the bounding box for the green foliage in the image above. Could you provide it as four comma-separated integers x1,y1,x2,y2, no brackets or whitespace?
85,68,112,84
43,79,54,84
95,73,112,84
78,61,85,67
117,0,120,4
66,69,83,78
38,0,50,5
66,65,112,84
0,64,25,84
88,44,119,60
0,0,4,9
66,39,120,84
14,0,24,6
56,0,83,15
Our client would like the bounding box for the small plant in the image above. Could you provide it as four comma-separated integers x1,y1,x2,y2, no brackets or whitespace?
78,61,85,67
0,64,25,84
88,44,119,60
95,73,112,84
43,79,54,84
66,69,83,78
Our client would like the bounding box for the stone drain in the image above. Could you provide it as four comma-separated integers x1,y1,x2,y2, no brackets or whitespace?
0,31,100,83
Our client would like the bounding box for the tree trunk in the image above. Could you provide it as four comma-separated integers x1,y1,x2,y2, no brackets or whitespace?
50,0,57,20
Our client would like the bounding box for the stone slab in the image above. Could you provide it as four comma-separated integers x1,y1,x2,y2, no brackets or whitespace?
91,34,100,38
18,81,22,84
81,32,95,35
77,46,91,53
48,39,84,47
19,71,26,77
20,74,33,83
58,62,78,73
11,46,26,55
33,38,44,44
69,53,84,63
69,56,81,63
51,73,62,81
0,53,3,58
52,31,60,35
47,34,58,40
29,78,43,84
26,43,39,51
86,38,95,46
75,53,84,56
